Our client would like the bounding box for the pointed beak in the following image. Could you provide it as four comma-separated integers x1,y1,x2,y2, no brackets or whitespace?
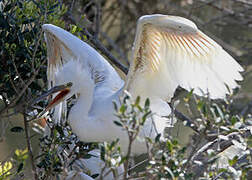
33,82,72,118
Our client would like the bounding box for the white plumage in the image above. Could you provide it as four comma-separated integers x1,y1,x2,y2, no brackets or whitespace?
65,149,124,180
42,14,243,155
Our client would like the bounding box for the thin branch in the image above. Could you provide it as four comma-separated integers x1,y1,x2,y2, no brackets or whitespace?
123,131,134,179
212,153,248,180
103,3,120,33
0,58,46,117
205,6,252,25
11,55,26,87
31,26,44,74
65,12,128,74
82,0,95,13
100,31,129,64
94,0,101,39
196,0,234,15
8,72,19,95
191,0,219,11
191,129,251,162
118,158,148,178
234,0,252,5
69,0,75,13
169,103,200,134
23,111,38,180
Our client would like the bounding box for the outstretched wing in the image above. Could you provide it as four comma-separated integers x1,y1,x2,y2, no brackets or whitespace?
42,24,124,122
43,24,123,95
125,14,243,101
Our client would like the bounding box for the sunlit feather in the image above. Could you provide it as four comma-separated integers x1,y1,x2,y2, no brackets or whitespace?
42,14,243,155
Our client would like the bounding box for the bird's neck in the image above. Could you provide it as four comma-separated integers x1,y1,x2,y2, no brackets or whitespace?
68,89,93,133
76,90,94,116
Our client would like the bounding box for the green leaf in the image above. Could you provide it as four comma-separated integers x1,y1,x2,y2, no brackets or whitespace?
17,162,24,173
145,98,150,109
145,137,152,144
166,140,173,152
228,156,238,166
172,139,178,146
231,116,238,125
155,133,161,143
119,104,126,113
49,3,60,10
4,4,12,12
120,156,128,164
136,104,142,112
184,89,194,102
113,101,118,111
10,126,24,133
82,154,93,159
110,139,119,150
197,100,204,111
123,94,129,104
55,125,64,136
141,111,151,125
114,121,123,127
100,146,105,161
218,168,228,173
135,96,140,106
91,174,100,178
70,25,78,33
213,103,224,120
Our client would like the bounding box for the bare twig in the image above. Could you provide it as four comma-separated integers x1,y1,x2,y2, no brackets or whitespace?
23,111,38,180
69,0,75,13
234,0,252,5
65,12,128,74
169,102,200,134
123,130,134,179
205,6,252,25
8,72,19,95
191,129,251,162
118,158,148,178
31,26,44,74
11,55,26,87
94,0,101,39
0,58,46,117
212,153,248,180
100,31,129,64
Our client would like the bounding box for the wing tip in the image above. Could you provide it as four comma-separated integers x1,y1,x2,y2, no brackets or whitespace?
42,24,66,36
42,24,54,31
138,14,198,32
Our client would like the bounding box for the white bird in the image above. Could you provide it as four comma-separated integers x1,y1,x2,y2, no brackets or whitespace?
64,149,124,180
42,14,243,155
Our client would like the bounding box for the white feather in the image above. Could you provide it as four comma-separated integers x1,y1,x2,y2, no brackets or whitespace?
125,15,243,101
42,14,243,156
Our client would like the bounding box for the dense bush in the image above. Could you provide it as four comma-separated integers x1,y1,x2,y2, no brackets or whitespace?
0,0,251,179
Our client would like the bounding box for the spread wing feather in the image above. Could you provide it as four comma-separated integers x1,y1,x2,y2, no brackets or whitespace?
43,24,123,94
42,24,124,123
125,15,243,101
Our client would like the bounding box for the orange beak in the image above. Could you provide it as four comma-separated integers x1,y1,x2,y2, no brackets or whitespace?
34,82,72,119
45,87,70,111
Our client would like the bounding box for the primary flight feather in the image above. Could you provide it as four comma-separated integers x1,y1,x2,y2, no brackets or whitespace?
42,14,243,154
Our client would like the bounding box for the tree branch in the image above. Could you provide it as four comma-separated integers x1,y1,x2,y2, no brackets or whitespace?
23,111,38,180
65,12,128,74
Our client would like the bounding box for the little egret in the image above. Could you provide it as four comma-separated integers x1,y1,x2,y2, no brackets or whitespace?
42,14,243,154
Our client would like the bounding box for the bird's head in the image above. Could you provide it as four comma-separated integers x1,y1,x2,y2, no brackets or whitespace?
36,60,94,116
55,60,93,96
32,82,72,118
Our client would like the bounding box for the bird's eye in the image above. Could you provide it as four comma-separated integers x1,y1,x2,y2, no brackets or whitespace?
67,82,73,87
